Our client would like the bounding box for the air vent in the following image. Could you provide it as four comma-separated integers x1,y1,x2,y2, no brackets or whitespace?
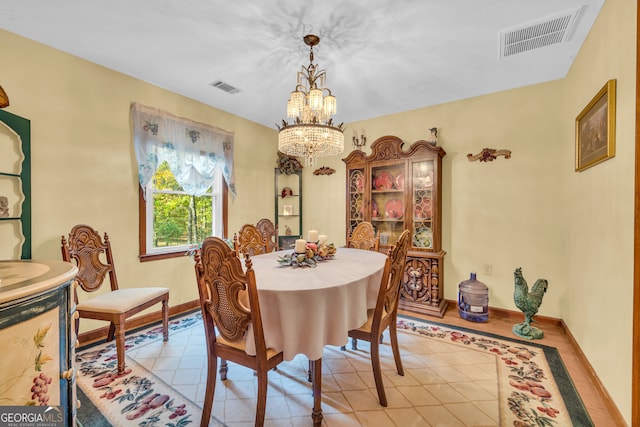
500,7,582,59
209,80,241,94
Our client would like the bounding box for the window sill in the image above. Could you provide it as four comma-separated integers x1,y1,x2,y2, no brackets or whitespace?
139,251,190,262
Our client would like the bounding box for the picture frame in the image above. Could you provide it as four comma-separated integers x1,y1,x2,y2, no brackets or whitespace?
278,235,299,251
282,204,293,216
575,79,616,172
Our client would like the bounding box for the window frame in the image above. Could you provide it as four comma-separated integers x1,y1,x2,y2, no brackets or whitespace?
138,170,228,262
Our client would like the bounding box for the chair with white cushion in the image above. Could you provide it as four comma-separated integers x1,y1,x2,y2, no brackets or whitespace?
195,236,284,427
61,224,169,374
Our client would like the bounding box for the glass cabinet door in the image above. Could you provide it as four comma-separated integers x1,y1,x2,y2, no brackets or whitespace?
411,159,435,250
347,168,366,231
370,163,405,248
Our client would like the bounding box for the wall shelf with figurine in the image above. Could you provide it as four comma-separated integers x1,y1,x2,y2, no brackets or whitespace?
0,110,31,260
343,135,447,317
274,167,302,251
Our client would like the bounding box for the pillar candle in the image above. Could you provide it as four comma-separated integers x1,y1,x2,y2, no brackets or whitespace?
295,239,307,253
307,230,318,242
318,235,328,245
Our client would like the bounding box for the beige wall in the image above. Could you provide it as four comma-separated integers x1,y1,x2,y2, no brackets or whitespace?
306,0,635,422
1,0,635,421
1,29,278,326
562,0,635,422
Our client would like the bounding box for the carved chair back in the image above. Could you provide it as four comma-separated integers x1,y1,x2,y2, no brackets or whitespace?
348,221,380,252
61,224,119,301
195,236,264,346
234,224,268,256
256,218,277,253
375,229,410,327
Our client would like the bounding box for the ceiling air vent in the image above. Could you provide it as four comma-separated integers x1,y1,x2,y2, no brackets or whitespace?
209,80,241,94
500,7,582,59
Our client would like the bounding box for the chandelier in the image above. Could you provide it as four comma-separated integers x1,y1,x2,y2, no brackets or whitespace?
277,34,344,167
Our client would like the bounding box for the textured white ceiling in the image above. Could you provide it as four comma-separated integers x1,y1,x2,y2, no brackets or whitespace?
0,0,604,128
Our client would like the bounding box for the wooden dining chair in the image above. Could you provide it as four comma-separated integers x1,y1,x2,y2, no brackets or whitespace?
195,236,284,427
256,218,278,253
347,221,380,251
61,224,169,374
234,223,269,256
346,229,410,407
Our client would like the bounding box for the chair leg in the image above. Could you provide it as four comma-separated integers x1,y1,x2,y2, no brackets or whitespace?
114,321,126,374
219,358,228,381
162,297,169,342
107,322,116,342
389,322,404,376
370,336,387,407
255,368,268,427
200,354,217,427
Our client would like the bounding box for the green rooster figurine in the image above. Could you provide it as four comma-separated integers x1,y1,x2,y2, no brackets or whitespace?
512,267,548,339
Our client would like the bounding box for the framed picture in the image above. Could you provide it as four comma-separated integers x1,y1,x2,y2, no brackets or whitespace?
575,79,616,172
278,235,299,251
282,205,293,216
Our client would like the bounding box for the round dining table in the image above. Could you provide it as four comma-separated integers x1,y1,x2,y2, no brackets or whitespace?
244,247,387,426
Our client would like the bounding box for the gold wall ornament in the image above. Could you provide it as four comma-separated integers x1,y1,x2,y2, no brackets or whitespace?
313,166,335,176
0,85,9,108
467,148,512,162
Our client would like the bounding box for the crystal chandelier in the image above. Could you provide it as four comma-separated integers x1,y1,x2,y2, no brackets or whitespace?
277,34,344,167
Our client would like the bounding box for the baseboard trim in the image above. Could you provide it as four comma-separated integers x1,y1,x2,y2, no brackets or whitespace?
559,319,627,426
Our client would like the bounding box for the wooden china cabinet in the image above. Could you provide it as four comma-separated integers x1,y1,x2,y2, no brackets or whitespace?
343,135,447,317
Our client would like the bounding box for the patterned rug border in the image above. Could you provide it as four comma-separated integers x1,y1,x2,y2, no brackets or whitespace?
398,314,593,427
77,311,593,427
76,310,216,427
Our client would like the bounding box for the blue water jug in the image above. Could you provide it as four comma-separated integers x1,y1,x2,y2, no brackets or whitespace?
458,272,489,322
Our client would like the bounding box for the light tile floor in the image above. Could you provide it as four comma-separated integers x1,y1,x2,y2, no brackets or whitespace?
126,321,499,427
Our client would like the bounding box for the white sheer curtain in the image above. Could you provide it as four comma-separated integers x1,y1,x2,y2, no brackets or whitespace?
131,102,235,197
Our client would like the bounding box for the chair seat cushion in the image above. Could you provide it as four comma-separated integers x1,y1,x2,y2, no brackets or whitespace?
217,334,281,360
353,308,388,333
77,287,169,314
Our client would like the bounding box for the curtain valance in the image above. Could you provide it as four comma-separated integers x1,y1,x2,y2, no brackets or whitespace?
131,102,236,197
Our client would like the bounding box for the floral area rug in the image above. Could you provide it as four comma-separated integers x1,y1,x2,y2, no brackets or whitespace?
75,313,214,427
76,312,592,427
398,315,593,427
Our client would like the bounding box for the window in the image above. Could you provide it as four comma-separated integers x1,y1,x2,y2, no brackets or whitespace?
139,162,227,261
131,103,235,260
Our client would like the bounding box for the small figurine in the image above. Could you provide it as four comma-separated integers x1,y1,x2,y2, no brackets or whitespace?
285,225,292,236
512,267,549,339
427,127,438,146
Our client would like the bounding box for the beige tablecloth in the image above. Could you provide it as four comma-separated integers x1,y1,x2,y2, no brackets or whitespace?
245,248,387,361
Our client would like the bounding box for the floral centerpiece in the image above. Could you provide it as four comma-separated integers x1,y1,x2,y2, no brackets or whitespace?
277,241,336,268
